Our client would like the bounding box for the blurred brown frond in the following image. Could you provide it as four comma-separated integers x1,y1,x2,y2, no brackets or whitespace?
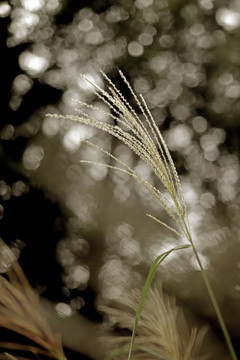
0,238,66,360
100,285,208,360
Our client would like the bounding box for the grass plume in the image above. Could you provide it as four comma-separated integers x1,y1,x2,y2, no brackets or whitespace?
0,238,66,360
47,70,238,360
100,284,208,360
49,70,189,238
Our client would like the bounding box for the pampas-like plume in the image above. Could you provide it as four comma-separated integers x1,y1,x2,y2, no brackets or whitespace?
48,69,189,240
0,238,66,360
100,285,208,360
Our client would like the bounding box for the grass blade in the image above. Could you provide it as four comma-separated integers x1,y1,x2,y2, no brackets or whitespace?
127,244,190,360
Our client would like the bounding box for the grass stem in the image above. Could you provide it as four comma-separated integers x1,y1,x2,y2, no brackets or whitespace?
191,242,238,360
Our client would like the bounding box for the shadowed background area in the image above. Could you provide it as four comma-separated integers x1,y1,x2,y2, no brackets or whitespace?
0,0,240,359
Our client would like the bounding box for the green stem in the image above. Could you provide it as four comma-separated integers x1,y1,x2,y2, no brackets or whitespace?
191,242,238,360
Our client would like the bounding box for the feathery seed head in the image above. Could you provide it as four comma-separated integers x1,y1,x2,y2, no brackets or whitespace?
48,70,191,242
0,239,66,360
100,285,208,360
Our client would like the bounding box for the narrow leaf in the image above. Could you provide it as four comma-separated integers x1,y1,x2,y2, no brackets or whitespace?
127,244,190,360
